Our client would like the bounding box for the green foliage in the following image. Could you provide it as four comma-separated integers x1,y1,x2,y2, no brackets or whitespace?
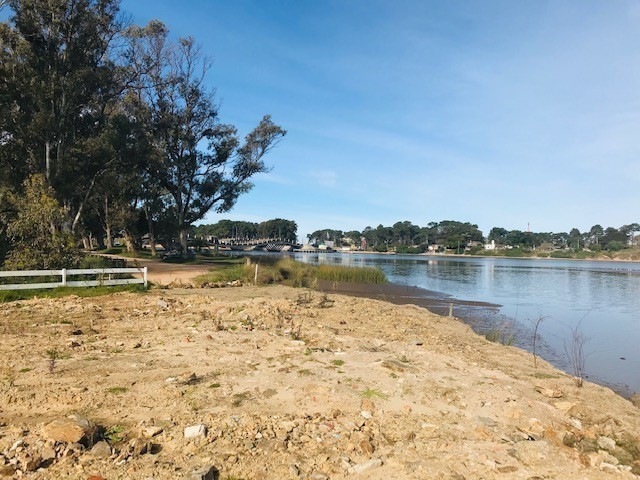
3,175,82,269
0,284,147,303
362,388,388,400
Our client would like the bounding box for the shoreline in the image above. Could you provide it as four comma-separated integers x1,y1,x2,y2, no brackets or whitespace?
314,279,637,399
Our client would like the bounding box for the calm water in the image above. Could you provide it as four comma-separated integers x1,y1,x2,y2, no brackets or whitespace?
285,253,640,395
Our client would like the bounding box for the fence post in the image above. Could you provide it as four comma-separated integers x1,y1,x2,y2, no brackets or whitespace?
254,264,258,284
143,267,148,288
61,268,67,287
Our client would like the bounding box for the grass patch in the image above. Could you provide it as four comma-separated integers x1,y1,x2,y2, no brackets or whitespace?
362,388,388,400
196,257,386,287
209,383,221,388
331,359,345,366
297,369,313,376
106,386,128,395
19,368,32,373
0,284,147,303
101,424,125,444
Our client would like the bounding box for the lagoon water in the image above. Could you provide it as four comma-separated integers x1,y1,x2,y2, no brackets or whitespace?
285,253,640,395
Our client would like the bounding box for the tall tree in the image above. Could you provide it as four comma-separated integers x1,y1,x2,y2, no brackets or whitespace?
0,0,127,233
129,22,286,256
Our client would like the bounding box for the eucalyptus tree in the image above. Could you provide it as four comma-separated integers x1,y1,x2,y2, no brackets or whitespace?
127,21,286,257
0,0,130,234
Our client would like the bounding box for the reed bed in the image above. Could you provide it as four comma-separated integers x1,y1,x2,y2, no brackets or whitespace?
196,257,387,287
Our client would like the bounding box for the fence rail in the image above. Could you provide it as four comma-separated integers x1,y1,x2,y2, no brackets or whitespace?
0,267,148,291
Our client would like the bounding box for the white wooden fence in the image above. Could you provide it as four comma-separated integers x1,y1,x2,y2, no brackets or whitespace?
0,267,148,291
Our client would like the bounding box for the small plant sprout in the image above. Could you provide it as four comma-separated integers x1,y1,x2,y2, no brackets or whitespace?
45,348,61,374
564,317,590,387
530,315,547,368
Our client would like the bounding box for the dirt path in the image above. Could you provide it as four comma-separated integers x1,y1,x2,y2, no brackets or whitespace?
99,254,213,286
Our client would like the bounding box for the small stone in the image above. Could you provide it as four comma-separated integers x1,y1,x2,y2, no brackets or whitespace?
534,386,563,398
90,441,112,458
42,415,95,443
348,458,383,474
359,440,374,455
41,445,56,461
597,436,616,451
411,339,424,346
562,432,576,447
360,411,372,420
156,299,168,309
289,464,300,477
189,465,218,480
184,424,207,439
142,426,163,438
360,399,375,412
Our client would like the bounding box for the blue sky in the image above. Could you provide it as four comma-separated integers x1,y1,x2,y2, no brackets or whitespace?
122,0,640,240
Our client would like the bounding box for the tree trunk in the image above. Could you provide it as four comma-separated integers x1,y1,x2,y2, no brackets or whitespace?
82,236,91,250
123,230,139,254
143,203,157,257
96,234,105,250
104,197,113,249
179,228,188,258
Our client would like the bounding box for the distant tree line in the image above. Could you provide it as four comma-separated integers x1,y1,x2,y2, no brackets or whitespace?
192,219,298,243
307,220,640,254
0,0,285,268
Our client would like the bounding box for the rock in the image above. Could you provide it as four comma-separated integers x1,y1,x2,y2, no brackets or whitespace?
553,401,576,414
184,424,207,439
17,452,41,472
411,339,424,346
361,399,375,412
42,415,95,443
156,299,168,309
476,417,497,428
513,441,550,466
360,411,372,420
596,436,616,451
142,426,163,438
359,440,374,455
348,458,383,474
128,438,150,456
189,465,218,480
90,441,112,458
562,432,576,447
630,393,640,408
534,386,563,398
40,444,56,461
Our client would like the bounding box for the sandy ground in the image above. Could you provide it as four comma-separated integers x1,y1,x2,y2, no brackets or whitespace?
1,285,639,479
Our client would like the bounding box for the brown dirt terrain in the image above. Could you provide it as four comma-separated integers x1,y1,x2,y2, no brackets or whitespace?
1,285,639,479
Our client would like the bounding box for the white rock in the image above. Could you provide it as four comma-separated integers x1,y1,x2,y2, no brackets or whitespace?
184,424,207,439
348,458,383,474
360,411,372,419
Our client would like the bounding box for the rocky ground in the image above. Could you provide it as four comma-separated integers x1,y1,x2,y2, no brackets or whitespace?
1,285,639,479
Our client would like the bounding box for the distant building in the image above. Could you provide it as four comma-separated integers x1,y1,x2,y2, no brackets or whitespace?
484,240,496,250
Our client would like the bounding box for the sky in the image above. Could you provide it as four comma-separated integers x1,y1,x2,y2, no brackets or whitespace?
122,0,640,241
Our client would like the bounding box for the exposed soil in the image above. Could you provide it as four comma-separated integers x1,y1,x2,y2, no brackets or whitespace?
1,285,639,479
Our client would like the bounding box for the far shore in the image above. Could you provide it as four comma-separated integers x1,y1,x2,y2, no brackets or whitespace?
339,249,640,263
